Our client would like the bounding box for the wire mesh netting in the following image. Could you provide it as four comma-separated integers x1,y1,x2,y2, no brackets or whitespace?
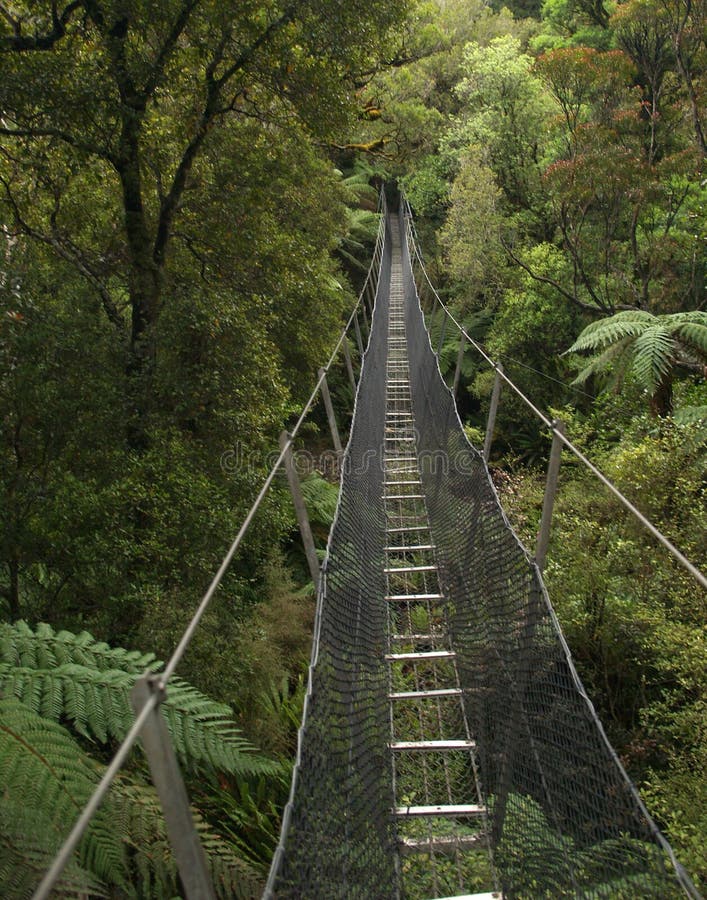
265,199,700,899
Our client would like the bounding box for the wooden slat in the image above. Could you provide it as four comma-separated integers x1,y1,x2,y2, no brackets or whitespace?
385,544,435,552
390,739,475,751
398,833,486,855
388,688,462,700
394,804,485,818
386,650,455,661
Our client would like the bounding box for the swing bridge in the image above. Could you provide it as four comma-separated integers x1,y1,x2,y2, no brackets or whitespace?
34,192,705,899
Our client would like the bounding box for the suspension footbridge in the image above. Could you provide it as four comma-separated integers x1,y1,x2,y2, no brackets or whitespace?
33,192,704,899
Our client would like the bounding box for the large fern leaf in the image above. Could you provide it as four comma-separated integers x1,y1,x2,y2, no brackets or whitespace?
631,325,676,393
0,620,160,674
566,310,654,353
0,699,123,896
671,321,707,356
0,623,275,776
570,336,634,387
98,776,263,898
0,700,260,899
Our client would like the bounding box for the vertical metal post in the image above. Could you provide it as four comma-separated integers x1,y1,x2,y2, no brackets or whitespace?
353,313,364,357
361,299,369,336
536,419,565,573
436,308,447,357
279,431,320,585
318,368,343,457
452,333,466,397
342,336,357,394
483,364,503,463
365,278,376,317
130,676,217,900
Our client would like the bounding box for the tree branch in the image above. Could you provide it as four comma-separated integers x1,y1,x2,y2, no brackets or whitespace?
152,7,297,268
140,0,200,100
0,175,126,330
501,236,614,315
0,125,114,165
0,0,82,51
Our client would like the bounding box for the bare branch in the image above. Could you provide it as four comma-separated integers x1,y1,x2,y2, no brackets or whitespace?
501,236,619,315
0,125,114,164
0,0,81,51
0,175,126,330
153,8,297,268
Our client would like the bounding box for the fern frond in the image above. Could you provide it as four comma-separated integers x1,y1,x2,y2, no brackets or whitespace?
672,322,707,356
108,776,262,900
0,699,125,896
0,623,274,777
164,678,276,776
631,325,676,393
0,662,273,776
570,337,633,386
566,311,654,354
0,810,107,900
0,621,159,674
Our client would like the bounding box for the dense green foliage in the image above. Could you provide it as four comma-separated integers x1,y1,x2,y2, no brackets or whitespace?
1,0,705,893
0,1,407,894
0,621,274,897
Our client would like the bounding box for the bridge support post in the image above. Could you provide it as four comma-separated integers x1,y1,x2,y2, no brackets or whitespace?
536,419,565,572
318,368,343,459
279,431,320,586
436,309,448,357
361,299,370,337
452,333,466,397
130,676,217,900
353,313,364,358
483,364,504,463
342,336,357,394
365,277,376,317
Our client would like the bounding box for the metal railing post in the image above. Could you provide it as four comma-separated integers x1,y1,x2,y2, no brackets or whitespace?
536,419,565,572
483,363,503,463
342,336,357,394
436,309,447,357
353,313,364,357
279,431,320,585
365,278,375,317
361,299,369,336
130,676,217,900
453,333,466,397
318,368,343,458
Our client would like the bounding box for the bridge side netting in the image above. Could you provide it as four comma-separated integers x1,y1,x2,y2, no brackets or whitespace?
400,210,697,899
266,217,397,899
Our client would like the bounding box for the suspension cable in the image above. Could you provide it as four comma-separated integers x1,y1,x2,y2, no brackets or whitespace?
401,198,707,593
33,197,388,900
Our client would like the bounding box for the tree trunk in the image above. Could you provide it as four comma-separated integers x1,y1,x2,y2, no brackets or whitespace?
117,116,163,449
7,556,20,619
650,376,673,417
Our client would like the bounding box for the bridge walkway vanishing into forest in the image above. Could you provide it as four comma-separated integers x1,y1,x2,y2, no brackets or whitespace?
33,194,705,900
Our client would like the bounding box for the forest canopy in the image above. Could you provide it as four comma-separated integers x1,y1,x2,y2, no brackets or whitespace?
1,0,705,894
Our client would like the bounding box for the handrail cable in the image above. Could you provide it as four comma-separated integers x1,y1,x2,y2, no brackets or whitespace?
32,199,387,900
402,198,707,593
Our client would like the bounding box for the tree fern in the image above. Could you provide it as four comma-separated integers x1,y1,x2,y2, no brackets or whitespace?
0,620,160,674
0,699,262,898
0,621,275,776
0,699,119,897
566,310,707,415
566,310,655,353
